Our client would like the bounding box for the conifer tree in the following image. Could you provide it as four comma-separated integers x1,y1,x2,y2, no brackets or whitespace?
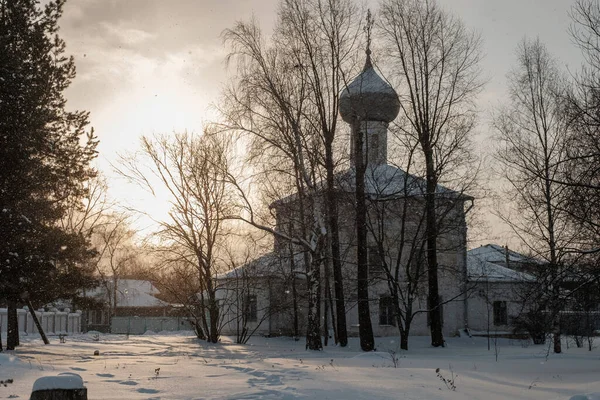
0,0,98,350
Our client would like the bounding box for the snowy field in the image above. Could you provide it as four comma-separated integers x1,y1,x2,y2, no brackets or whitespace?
1,332,600,399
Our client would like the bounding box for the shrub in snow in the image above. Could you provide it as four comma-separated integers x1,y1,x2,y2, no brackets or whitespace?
512,311,550,344
0,378,14,387
436,367,457,391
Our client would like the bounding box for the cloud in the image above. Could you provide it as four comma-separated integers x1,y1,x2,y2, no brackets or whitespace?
101,22,157,46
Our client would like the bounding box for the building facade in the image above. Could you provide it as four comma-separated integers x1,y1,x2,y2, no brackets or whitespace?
219,51,475,340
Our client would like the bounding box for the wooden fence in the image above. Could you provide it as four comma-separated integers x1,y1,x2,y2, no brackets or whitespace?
0,307,82,336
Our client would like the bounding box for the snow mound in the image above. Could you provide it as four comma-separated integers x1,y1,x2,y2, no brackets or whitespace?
32,373,85,391
570,395,600,400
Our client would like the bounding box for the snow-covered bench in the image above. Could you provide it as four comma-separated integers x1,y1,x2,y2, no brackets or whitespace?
30,373,87,400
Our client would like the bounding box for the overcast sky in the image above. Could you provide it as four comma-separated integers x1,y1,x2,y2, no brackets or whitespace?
58,0,585,246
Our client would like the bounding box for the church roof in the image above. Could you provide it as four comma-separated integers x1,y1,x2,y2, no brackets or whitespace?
271,164,471,208
335,164,467,199
339,52,400,123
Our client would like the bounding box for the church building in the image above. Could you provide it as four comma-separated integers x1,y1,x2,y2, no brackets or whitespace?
218,51,473,340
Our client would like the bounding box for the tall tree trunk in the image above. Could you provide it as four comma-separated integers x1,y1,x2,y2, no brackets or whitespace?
112,277,118,319
325,143,348,347
328,282,338,345
204,269,219,344
6,299,18,350
193,318,206,340
305,252,323,351
289,246,299,340
198,286,210,342
552,282,561,353
355,119,375,351
323,271,330,347
400,327,410,351
392,286,410,350
545,166,561,354
423,144,444,347
25,299,49,345
209,299,219,343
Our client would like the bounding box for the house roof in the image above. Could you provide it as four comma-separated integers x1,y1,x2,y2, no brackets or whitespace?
272,165,471,208
468,244,537,265
86,279,168,308
467,247,536,283
217,252,306,280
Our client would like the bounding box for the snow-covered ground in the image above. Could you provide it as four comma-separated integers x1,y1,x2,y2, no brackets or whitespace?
1,332,599,399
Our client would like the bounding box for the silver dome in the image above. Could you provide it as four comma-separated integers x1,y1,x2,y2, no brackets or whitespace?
339,58,400,123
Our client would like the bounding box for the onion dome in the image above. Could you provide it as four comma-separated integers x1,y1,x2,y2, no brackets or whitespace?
339,51,400,123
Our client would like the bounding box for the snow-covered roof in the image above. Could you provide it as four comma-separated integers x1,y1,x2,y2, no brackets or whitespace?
335,165,467,199
468,244,537,265
467,254,535,283
86,279,167,308
217,252,306,280
339,54,400,123
272,165,470,208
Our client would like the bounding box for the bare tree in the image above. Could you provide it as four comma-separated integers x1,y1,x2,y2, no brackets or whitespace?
560,0,600,256
151,252,210,340
493,38,572,353
365,169,429,350
222,15,330,350
218,241,300,344
117,132,235,343
378,0,483,347
274,0,364,348
60,174,114,239
363,142,474,350
94,214,140,319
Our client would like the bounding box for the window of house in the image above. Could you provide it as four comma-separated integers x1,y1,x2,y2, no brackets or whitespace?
244,295,258,322
368,245,385,276
379,296,396,326
493,301,508,326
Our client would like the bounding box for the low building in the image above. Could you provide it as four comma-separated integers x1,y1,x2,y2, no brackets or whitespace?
466,245,536,335
83,279,175,332
217,253,307,338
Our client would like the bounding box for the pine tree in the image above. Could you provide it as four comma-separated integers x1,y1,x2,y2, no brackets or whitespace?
0,0,98,350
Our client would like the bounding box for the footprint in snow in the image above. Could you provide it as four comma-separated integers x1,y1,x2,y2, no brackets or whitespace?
119,380,138,386
137,388,160,394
